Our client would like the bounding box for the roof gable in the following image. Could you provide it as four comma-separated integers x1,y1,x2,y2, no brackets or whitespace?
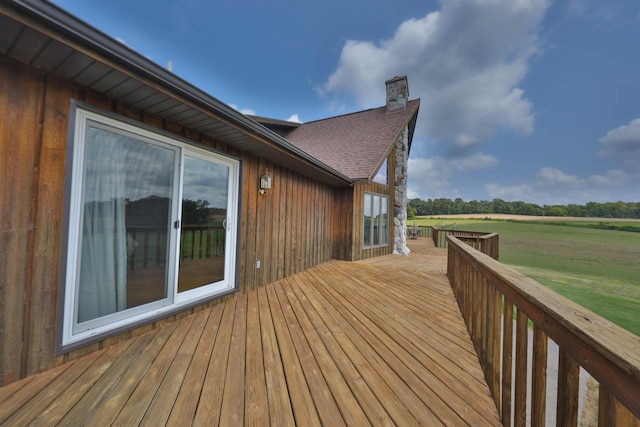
284,100,420,180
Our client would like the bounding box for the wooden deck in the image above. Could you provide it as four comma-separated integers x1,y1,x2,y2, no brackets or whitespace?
0,239,501,426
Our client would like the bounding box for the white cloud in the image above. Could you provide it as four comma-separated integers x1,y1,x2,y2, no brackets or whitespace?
588,169,628,186
228,103,256,116
115,37,130,48
486,167,634,204
286,114,302,123
485,183,534,200
536,167,584,187
408,152,498,199
322,0,549,150
450,153,499,171
599,118,640,155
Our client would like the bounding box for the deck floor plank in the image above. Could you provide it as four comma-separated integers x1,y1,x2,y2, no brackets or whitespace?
87,323,178,425
140,307,212,426
0,238,502,427
273,279,347,427
58,331,160,426
265,283,322,426
112,313,196,425
192,299,237,425
244,290,269,426
281,278,370,426
308,265,464,425
295,270,420,426
0,360,75,423
331,263,488,383
256,286,296,426
0,376,35,407
27,340,133,425
317,262,500,425
1,351,102,425
162,304,223,425
304,266,446,424
220,293,248,426
288,272,396,426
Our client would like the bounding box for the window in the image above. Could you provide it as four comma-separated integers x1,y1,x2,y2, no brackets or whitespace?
363,192,389,248
372,157,388,185
59,105,239,349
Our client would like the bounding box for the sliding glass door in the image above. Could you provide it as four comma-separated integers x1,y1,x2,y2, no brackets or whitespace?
63,106,239,347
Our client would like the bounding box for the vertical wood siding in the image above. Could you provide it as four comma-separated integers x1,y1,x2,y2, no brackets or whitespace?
334,147,396,261
352,181,394,261
334,148,395,261
0,58,338,385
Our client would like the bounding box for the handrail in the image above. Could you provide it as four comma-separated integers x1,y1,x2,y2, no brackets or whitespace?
405,225,432,238
447,235,640,425
432,228,499,260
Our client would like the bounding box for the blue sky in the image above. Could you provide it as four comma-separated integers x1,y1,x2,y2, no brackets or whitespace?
54,0,639,205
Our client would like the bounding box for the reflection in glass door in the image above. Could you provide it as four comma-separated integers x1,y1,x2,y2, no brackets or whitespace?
178,154,230,293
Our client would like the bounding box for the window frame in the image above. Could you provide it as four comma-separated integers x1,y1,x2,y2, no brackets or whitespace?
363,192,389,249
57,102,241,354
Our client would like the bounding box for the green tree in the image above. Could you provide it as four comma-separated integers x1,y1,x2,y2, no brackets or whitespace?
407,205,417,220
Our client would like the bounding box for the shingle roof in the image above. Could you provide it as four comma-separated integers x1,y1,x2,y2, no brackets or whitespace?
284,99,420,180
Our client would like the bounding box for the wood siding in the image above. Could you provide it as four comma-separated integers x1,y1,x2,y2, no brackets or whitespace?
334,149,396,262
0,58,339,386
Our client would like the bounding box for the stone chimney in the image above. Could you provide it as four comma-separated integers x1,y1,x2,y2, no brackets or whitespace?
387,76,411,255
385,76,409,112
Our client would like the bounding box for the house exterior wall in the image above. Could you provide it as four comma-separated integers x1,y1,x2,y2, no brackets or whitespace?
332,147,397,262
0,58,338,386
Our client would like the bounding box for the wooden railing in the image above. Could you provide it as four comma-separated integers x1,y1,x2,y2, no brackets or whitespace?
432,228,500,260
447,235,640,426
406,224,432,238
127,225,225,270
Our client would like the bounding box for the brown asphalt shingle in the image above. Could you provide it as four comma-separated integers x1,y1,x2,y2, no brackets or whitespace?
284,99,420,180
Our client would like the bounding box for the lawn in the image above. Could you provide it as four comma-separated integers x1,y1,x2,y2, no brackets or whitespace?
411,217,640,335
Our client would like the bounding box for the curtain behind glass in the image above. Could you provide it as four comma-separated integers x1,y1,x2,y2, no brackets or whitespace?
77,126,175,323
78,128,128,322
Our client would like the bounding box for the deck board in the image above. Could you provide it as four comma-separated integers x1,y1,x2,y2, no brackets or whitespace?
0,239,501,426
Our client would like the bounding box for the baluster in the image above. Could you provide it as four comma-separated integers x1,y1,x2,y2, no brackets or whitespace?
556,348,579,427
531,326,548,427
515,309,528,427
489,285,501,409
502,301,514,426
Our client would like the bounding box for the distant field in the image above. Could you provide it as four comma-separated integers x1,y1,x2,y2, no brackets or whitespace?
411,216,640,335
418,213,640,222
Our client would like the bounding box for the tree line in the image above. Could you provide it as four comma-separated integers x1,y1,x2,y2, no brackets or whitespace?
408,198,640,219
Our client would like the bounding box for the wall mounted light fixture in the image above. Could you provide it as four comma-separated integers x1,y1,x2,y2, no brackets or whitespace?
259,168,272,194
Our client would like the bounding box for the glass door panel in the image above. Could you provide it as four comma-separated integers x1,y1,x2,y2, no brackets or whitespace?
77,124,175,326
178,155,229,292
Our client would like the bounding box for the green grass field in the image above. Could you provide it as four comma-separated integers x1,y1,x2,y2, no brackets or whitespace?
411,217,640,335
